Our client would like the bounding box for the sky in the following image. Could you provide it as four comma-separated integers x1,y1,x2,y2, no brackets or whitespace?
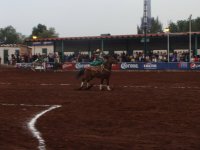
0,0,199,37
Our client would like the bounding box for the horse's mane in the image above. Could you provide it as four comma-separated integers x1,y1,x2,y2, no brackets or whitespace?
103,55,114,71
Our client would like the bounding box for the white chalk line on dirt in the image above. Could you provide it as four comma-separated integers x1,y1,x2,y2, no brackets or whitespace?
28,105,61,150
0,103,62,150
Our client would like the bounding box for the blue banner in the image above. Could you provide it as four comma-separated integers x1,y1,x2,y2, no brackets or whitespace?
16,62,200,70
120,62,200,70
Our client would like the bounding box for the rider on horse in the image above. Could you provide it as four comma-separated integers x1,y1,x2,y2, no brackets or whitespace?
77,54,117,91
76,49,106,79
90,49,105,67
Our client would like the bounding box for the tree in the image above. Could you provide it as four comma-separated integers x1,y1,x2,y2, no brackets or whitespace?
177,20,188,32
168,22,178,33
193,17,200,31
30,24,59,39
0,26,25,44
137,17,163,34
149,17,163,33
137,25,143,34
168,17,200,33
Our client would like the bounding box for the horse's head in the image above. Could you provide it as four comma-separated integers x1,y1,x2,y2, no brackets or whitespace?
103,55,118,70
105,55,118,64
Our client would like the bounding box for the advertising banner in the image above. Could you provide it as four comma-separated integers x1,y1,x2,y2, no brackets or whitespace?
119,62,198,70
17,62,200,71
62,62,121,71
75,62,90,70
46,62,55,69
120,62,140,70
16,62,55,70
143,63,158,70
112,63,121,70
62,62,75,70
16,63,32,68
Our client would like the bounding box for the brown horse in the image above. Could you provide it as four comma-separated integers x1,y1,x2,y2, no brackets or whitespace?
76,55,118,90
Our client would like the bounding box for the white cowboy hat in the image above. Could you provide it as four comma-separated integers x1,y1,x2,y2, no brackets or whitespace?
96,49,101,53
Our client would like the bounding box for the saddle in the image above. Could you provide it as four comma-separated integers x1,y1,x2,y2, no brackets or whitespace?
86,65,103,73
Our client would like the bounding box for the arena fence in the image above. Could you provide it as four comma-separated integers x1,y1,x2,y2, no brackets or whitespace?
63,62,200,71
15,62,200,71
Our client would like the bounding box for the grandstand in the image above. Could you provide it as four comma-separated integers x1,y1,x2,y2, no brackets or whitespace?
26,32,200,58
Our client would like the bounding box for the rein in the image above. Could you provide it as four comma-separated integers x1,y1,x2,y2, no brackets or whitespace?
102,64,111,72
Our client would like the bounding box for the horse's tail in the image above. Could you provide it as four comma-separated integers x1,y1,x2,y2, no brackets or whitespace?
76,68,85,79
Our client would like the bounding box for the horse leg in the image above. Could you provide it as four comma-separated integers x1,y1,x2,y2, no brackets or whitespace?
85,78,94,90
81,81,85,88
106,78,111,91
78,79,85,90
100,78,104,90
86,82,91,90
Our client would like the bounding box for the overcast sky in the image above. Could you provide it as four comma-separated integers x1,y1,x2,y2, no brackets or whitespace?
0,0,199,37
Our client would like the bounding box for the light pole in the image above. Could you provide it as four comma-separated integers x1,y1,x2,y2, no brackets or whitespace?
189,14,192,62
164,28,170,62
143,0,148,56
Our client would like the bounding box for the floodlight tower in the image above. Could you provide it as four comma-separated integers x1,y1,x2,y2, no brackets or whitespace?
142,0,151,31
142,0,151,55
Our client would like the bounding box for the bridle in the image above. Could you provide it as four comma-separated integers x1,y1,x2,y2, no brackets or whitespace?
101,65,111,72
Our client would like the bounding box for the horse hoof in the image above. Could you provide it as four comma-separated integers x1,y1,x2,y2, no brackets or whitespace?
107,86,111,91
87,84,93,89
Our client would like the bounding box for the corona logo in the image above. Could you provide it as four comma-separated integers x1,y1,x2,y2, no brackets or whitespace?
121,63,139,69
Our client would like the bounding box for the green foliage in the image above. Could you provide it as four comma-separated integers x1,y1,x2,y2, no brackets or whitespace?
168,22,178,33
137,17,163,34
0,23,59,43
149,17,163,33
193,17,200,31
30,24,59,39
137,25,143,34
138,16,200,34
0,26,25,44
168,17,200,32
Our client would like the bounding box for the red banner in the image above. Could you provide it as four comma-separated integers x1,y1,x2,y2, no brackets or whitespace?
112,64,120,70
62,62,75,70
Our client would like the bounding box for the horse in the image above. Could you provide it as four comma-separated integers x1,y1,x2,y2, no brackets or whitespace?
76,55,118,91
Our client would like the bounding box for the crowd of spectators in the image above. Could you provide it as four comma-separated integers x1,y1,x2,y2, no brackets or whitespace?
6,52,60,65
6,50,200,65
114,51,191,63
65,51,200,63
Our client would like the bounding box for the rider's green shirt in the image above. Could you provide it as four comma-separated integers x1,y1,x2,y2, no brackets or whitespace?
90,58,103,66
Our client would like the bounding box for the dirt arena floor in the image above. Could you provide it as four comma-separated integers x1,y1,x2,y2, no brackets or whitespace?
0,66,200,150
